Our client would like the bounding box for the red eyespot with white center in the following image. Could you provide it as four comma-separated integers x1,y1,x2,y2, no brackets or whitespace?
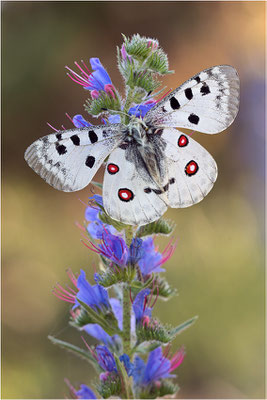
118,188,134,202
107,163,119,174
178,134,189,147
185,160,199,176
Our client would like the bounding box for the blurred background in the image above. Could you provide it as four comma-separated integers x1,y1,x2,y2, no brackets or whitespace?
2,2,265,399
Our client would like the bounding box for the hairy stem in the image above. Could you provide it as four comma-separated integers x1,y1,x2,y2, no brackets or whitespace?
122,282,132,356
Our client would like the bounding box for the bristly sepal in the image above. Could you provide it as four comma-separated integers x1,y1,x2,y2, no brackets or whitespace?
137,380,179,399
96,372,122,399
151,276,177,300
136,316,198,344
84,91,121,117
95,265,136,288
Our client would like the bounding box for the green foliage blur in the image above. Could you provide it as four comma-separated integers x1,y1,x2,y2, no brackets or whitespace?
2,2,265,399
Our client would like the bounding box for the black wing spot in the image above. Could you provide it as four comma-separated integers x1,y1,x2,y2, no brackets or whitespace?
70,134,80,146
169,178,175,184
88,130,98,143
152,189,162,195
185,88,193,100
162,106,167,113
170,96,180,110
144,187,152,194
56,143,67,155
188,113,199,125
200,84,211,96
163,183,169,192
195,76,201,83
56,133,62,141
85,156,95,168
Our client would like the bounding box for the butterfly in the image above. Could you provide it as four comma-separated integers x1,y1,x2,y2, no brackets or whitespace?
25,65,240,226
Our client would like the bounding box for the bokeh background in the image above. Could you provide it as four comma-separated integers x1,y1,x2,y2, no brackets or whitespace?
2,1,265,399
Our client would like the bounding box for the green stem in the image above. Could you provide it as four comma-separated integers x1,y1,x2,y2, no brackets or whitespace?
123,87,135,124
122,283,132,355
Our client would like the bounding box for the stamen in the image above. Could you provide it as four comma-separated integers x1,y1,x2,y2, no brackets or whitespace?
65,112,73,124
74,61,90,78
47,122,59,132
81,60,91,74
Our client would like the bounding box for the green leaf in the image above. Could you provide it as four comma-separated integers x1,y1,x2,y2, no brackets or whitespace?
77,299,119,336
169,316,198,337
114,354,134,399
48,335,101,373
133,341,161,355
136,218,175,237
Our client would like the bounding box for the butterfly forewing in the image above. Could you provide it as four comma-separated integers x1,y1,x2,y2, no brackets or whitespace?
145,65,240,134
24,125,123,191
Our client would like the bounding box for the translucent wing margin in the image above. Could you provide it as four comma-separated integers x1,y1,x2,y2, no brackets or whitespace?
24,124,123,191
144,65,240,134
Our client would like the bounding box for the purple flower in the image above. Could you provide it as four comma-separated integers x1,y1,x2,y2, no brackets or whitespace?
133,346,185,386
65,380,97,400
84,323,117,348
95,345,117,372
138,237,176,276
128,238,145,265
86,230,129,266
75,270,110,311
75,384,97,399
129,100,156,118
132,289,152,323
66,58,116,98
85,195,117,240
119,354,133,376
72,114,92,128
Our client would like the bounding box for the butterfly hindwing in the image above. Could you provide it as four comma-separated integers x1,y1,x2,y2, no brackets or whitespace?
160,128,217,207
145,65,240,134
24,125,123,191
103,146,168,225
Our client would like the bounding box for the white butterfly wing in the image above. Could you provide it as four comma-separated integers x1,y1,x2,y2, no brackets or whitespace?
102,146,168,225
145,65,240,134
160,128,217,207
24,125,123,191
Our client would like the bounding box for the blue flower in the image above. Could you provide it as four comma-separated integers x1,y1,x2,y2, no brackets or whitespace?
128,238,145,265
133,288,152,323
75,384,97,399
66,58,113,93
133,347,174,386
72,114,92,128
75,269,110,311
94,231,129,266
138,237,176,276
119,354,133,376
87,58,112,91
95,345,117,372
85,195,117,240
84,324,117,348
129,100,156,118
